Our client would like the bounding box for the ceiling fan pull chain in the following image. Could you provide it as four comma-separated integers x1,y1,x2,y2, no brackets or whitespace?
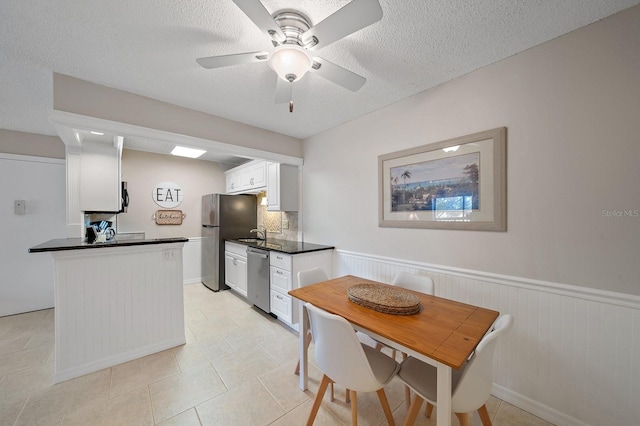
289,83,294,113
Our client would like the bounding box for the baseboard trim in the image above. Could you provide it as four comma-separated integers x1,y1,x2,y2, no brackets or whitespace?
492,384,588,426
53,337,186,384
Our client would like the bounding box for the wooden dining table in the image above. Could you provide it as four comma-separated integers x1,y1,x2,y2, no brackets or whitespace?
288,275,499,426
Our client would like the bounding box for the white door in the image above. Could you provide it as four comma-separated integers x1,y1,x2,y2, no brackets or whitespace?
0,154,66,316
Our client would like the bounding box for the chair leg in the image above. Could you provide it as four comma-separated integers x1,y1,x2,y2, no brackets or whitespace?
455,412,471,426
376,389,396,426
401,353,411,410
425,402,434,418
402,394,424,426
294,331,313,375
350,390,358,426
478,404,492,426
306,374,331,426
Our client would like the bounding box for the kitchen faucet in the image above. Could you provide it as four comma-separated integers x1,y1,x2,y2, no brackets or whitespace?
250,226,266,240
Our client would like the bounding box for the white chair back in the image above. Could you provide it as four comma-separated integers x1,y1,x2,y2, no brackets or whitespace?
451,314,514,413
298,267,329,287
305,302,387,393
392,271,434,295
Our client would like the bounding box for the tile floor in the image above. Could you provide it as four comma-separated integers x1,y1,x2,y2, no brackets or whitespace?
0,283,554,426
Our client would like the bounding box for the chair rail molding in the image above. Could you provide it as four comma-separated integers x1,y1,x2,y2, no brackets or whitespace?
333,249,640,426
334,249,640,309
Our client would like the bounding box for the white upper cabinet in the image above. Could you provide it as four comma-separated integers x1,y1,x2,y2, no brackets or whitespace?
226,171,241,193
266,162,299,211
79,138,122,212
225,160,267,194
241,161,267,191
225,160,299,211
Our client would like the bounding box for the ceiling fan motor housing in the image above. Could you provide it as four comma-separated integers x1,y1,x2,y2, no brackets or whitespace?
272,10,317,48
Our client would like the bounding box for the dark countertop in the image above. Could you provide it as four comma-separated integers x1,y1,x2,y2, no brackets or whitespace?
228,238,334,255
29,237,189,253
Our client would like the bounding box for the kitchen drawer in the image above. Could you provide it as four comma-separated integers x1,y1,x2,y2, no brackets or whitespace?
225,242,247,257
270,266,292,293
270,252,292,271
270,290,292,324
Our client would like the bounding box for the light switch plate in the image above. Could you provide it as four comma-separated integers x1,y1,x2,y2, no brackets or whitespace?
14,200,26,215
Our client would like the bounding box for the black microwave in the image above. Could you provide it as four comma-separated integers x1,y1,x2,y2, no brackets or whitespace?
120,181,129,213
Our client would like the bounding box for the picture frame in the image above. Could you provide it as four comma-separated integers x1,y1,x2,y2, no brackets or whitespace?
378,127,506,231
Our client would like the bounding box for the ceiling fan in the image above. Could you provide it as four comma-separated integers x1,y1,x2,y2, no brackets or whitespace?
196,0,383,109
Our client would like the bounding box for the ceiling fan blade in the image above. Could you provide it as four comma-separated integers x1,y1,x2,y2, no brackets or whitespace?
232,0,285,43
302,0,383,50
196,52,268,69
274,77,291,104
310,57,366,91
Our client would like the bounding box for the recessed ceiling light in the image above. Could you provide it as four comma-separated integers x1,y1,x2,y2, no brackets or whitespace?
171,146,206,158
90,131,105,135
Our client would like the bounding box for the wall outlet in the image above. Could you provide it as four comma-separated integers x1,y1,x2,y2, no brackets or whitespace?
282,219,289,229
162,248,177,261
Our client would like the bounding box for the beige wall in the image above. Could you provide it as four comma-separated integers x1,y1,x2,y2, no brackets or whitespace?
302,6,640,295
0,129,65,159
53,74,303,159
117,149,228,238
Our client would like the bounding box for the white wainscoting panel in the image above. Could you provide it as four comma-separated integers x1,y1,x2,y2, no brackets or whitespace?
52,243,185,383
334,249,640,426
183,237,203,285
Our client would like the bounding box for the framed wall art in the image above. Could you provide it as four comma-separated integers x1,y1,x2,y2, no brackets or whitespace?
378,127,506,231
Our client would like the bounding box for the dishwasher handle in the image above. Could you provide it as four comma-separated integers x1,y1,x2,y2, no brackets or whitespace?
247,248,269,258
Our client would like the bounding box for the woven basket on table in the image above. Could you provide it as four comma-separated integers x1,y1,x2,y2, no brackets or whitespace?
347,283,421,315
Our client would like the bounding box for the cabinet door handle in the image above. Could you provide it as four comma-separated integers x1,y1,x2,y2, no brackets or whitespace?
233,258,237,265
276,294,283,300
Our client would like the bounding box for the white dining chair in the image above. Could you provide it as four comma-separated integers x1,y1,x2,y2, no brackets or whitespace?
392,271,435,294
294,268,329,377
294,267,345,402
397,314,514,426
304,302,400,426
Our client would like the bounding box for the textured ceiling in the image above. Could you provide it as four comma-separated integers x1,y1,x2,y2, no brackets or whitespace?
1,0,638,142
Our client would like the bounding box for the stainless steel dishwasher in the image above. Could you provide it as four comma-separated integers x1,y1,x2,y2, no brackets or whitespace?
247,247,270,313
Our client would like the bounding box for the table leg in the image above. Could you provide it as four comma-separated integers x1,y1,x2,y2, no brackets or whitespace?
298,302,309,390
436,362,452,426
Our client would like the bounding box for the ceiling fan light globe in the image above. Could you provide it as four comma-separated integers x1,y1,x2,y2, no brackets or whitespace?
268,45,312,82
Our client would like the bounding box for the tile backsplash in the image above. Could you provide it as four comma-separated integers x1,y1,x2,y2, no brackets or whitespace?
257,192,299,241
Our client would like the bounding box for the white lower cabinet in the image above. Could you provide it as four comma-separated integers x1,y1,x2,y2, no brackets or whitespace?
269,249,332,330
270,291,292,324
224,242,247,298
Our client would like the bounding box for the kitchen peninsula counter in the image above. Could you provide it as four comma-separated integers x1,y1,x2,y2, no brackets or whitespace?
29,236,188,252
30,237,187,384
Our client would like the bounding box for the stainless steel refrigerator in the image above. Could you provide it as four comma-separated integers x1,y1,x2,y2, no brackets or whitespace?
201,194,257,291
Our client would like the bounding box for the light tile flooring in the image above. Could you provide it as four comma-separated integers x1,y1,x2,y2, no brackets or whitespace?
0,283,554,426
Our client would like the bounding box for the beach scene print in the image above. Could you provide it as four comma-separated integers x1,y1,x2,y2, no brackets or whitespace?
390,152,480,214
